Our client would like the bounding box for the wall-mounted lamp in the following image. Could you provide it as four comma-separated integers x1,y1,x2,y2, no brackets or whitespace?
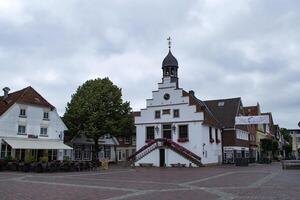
172,124,176,133
155,126,159,134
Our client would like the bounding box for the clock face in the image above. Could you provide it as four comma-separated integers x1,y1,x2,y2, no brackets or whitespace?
164,93,170,100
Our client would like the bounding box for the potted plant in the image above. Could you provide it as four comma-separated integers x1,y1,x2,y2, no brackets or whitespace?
24,155,35,172
37,156,49,173
5,156,18,171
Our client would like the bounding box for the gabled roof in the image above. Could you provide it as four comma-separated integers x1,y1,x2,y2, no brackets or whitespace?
204,97,242,128
0,86,55,116
244,105,258,116
182,90,221,128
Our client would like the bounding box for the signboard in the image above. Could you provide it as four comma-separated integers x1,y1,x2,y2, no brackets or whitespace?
235,115,269,125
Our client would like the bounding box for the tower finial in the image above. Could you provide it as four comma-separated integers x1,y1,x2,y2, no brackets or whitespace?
167,36,171,50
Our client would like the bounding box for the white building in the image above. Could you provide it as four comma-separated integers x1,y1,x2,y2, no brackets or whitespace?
0,86,72,161
67,133,119,162
130,49,222,167
290,129,300,159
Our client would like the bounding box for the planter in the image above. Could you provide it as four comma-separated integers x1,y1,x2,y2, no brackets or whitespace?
23,163,31,172
177,138,189,143
7,162,18,171
235,158,249,166
35,163,43,173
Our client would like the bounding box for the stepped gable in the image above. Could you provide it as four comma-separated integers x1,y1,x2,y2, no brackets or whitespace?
182,90,221,128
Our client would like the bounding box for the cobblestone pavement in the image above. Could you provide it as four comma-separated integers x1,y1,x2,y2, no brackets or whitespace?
0,162,299,200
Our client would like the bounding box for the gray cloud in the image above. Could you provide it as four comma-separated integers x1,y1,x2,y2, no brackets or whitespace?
0,0,299,128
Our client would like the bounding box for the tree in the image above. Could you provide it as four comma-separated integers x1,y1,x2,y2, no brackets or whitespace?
280,128,292,144
63,78,134,162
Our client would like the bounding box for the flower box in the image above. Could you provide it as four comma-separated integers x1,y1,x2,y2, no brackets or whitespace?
145,139,154,143
177,138,189,143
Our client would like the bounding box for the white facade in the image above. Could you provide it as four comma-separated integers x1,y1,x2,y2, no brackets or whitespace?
135,76,222,167
0,100,69,161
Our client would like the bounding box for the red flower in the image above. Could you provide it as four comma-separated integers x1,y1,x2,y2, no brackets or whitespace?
177,138,189,142
145,139,154,143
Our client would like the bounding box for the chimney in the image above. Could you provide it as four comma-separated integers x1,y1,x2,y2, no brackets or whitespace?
3,87,10,99
189,90,195,96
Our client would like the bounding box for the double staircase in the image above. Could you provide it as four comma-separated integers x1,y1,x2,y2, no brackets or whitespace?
127,138,202,166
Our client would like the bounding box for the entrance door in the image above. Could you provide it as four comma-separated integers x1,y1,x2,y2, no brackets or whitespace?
159,149,165,167
37,150,44,161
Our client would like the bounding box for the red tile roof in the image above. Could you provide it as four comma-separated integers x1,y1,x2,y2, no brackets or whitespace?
0,86,55,116
182,90,221,128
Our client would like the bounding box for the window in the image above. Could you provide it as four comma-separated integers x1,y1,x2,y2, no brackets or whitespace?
118,151,122,161
18,125,26,135
19,109,26,117
178,125,188,142
218,101,225,106
146,126,155,141
43,112,49,120
155,110,161,119
162,124,172,139
83,145,91,160
74,146,81,160
1,144,6,158
104,146,111,159
209,127,214,143
162,109,170,115
215,129,219,143
173,109,180,118
125,137,131,144
236,129,249,140
40,127,48,136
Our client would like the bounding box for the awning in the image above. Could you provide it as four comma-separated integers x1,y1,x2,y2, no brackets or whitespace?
2,138,73,150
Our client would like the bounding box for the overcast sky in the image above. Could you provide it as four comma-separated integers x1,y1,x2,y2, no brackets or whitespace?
0,0,299,129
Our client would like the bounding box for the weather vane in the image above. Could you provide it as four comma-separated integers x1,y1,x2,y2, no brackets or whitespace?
167,36,171,50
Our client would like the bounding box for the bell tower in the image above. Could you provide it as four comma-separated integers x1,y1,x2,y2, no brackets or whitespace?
162,37,179,88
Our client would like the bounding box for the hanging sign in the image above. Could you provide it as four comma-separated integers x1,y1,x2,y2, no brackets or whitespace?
235,115,269,125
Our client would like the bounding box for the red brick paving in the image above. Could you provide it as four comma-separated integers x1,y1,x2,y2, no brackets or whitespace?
0,162,299,200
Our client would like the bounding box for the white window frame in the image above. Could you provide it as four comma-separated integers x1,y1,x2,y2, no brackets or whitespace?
40,127,48,136
18,125,26,135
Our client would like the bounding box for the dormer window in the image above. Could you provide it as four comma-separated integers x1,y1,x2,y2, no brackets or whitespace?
43,112,49,120
19,109,26,117
218,102,225,107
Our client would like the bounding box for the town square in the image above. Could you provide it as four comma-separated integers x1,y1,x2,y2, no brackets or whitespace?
1,163,300,200
1,0,300,199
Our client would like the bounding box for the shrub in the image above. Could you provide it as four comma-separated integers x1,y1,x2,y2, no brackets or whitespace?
63,156,70,161
40,156,48,163
4,155,13,162
25,155,35,164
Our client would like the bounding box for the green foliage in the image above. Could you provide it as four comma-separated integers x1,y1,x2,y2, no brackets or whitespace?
284,144,292,157
25,155,35,164
40,156,48,163
272,140,279,153
4,155,12,162
261,139,273,152
280,128,292,144
63,156,70,161
63,78,134,161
